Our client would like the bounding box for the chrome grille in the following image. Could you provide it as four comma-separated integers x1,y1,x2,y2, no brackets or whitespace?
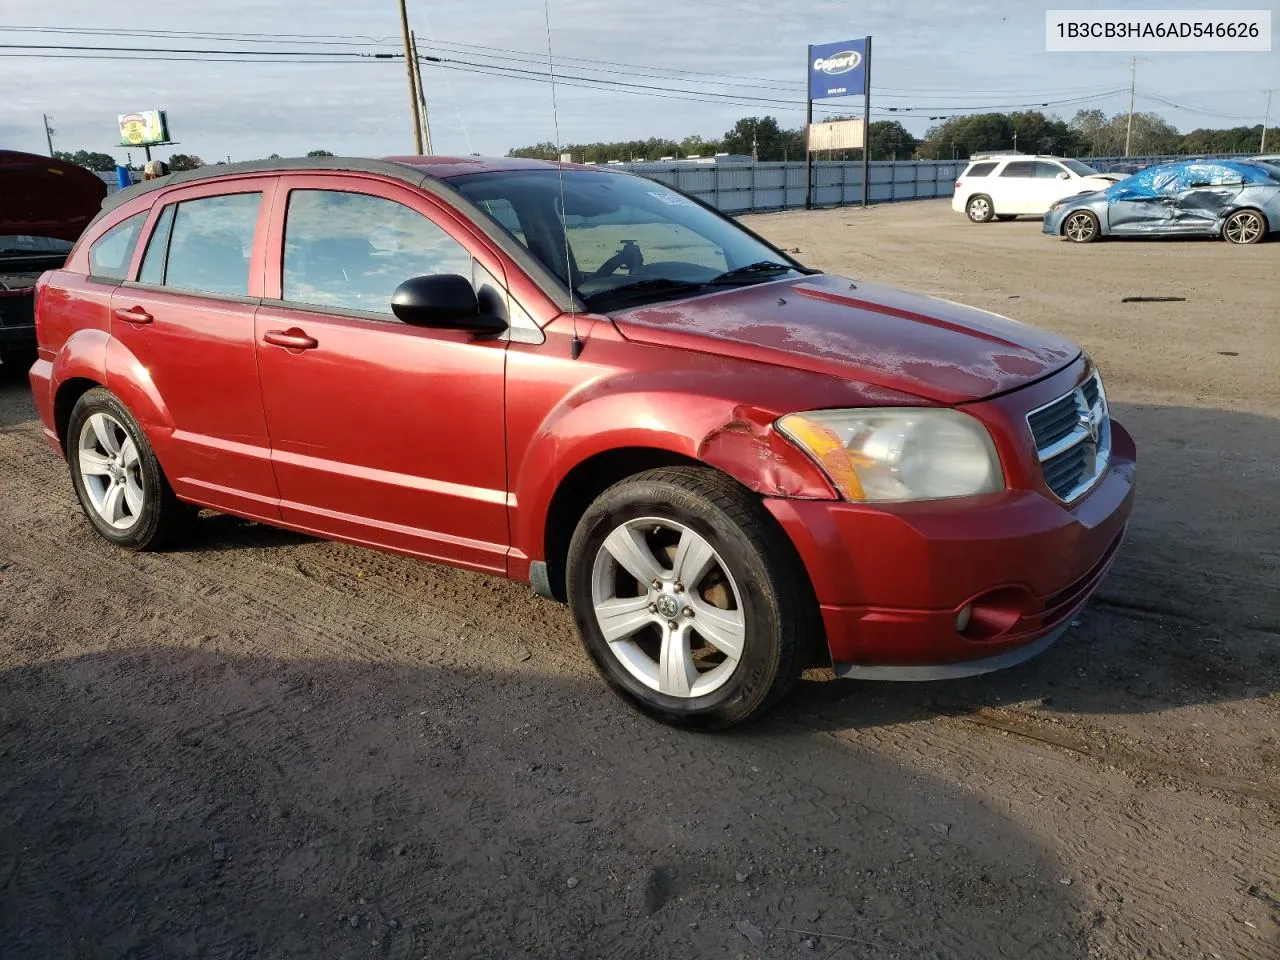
1026,371,1110,503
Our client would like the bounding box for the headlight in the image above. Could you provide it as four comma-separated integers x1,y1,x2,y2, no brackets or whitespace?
777,408,1004,502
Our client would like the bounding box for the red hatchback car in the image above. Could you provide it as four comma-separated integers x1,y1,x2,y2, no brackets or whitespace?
29,156,1135,727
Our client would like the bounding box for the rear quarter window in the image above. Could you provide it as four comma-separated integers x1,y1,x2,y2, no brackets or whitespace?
88,212,147,281
964,162,997,178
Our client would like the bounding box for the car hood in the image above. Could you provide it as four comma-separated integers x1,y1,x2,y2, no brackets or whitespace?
609,274,1081,404
0,150,108,243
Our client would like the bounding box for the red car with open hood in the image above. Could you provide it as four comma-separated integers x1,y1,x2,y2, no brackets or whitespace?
28,156,1135,727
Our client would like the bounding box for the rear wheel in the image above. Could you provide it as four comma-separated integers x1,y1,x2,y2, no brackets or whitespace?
566,467,817,729
67,387,193,550
966,195,995,223
1063,210,1100,243
1222,209,1266,245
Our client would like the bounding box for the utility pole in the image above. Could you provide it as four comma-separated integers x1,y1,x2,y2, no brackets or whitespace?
410,31,433,154
397,0,424,154
1124,57,1136,157
1262,90,1274,153
43,113,55,156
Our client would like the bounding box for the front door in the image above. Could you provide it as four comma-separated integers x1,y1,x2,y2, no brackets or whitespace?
107,179,282,519
253,176,509,573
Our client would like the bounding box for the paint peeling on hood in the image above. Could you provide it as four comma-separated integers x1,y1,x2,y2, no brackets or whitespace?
610,274,1080,405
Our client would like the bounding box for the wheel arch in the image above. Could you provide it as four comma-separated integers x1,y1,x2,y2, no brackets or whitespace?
1221,205,1273,237
539,446,706,602
522,401,837,603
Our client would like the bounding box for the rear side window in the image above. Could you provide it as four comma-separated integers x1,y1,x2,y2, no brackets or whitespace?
162,193,262,297
1000,161,1037,178
88,212,147,281
282,190,472,316
964,162,997,178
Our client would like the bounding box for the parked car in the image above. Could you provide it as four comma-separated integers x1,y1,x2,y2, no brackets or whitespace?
1044,159,1280,244
30,156,1136,727
952,154,1122,222
0,150,106,368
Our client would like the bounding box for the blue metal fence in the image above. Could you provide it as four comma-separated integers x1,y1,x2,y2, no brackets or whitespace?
614,160,964,213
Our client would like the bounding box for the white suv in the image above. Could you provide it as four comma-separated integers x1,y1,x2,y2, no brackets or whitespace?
952,154,1121,223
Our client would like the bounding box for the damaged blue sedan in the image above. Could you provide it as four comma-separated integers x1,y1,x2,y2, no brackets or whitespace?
1043,159,1280,245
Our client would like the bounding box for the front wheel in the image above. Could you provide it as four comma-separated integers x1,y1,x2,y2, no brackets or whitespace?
67,387,193,550
1222,209,1266,245
1063,210,1100,243
566,467,818,729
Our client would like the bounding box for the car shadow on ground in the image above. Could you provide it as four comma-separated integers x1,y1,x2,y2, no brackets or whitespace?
0,647,1090,960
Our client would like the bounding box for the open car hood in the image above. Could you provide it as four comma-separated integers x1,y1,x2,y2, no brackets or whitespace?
0,150,108,243
610,274,1081,404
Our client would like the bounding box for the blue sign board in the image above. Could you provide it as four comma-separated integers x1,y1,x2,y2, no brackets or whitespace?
808,38,868,100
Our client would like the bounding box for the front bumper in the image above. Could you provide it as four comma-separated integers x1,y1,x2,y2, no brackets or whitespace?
1042,207,1067,235
765,421,1136,678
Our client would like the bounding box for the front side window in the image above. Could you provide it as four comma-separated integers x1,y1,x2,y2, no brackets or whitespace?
282,190,472,315
1000,161,1036,178
1035,162,1067,179
163,193,261,296
452,169,801,312
88,212,147,281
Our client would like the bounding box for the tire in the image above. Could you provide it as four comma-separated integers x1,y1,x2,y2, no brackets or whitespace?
966,195,995,223
1062,210,1100,243
66,387,193,550
566,467,819,730
995,214,1018,222
1222,208,1266,245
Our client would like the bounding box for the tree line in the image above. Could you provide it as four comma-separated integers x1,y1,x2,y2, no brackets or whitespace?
48,107,1275,176
508,109,1276,163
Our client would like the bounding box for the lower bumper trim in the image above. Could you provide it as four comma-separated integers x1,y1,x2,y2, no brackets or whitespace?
832,618,1072,682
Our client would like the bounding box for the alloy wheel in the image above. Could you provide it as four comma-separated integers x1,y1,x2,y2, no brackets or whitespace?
77,412,144,530
1065,212,1096,242
968,197,991,222
590,517,745,699
1224,211,1263,244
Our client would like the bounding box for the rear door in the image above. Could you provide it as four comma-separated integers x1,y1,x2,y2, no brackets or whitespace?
995,161,1038,214
253,175,510,573
107,177,282,518
1170,164,1246,233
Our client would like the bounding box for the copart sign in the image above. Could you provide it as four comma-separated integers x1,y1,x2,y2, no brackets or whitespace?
808,38,868,100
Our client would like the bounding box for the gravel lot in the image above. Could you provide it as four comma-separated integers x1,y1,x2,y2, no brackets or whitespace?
1,199,1276,959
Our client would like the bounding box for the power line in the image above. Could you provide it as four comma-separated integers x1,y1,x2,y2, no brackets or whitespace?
0,22,1140,100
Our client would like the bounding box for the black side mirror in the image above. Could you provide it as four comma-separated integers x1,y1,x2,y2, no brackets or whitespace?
391,274,508,334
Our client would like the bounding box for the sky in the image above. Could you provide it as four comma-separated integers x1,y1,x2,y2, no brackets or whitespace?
4,0,1278,163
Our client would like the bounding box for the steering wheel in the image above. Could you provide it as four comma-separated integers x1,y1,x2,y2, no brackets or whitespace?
592,239,644,279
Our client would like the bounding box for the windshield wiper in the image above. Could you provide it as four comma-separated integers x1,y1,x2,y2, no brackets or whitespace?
581,277,708,310
708,260,796,285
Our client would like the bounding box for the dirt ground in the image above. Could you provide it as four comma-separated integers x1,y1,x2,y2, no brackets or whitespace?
1,200,1277,960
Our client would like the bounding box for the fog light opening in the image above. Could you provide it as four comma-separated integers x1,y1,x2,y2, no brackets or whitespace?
955,604,973,633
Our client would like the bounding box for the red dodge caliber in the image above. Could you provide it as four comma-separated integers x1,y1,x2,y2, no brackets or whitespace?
29,156,1135,727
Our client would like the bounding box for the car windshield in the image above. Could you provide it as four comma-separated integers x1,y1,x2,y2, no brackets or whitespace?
1061,159,1098,177
0,234,74,256
450,169,803,312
